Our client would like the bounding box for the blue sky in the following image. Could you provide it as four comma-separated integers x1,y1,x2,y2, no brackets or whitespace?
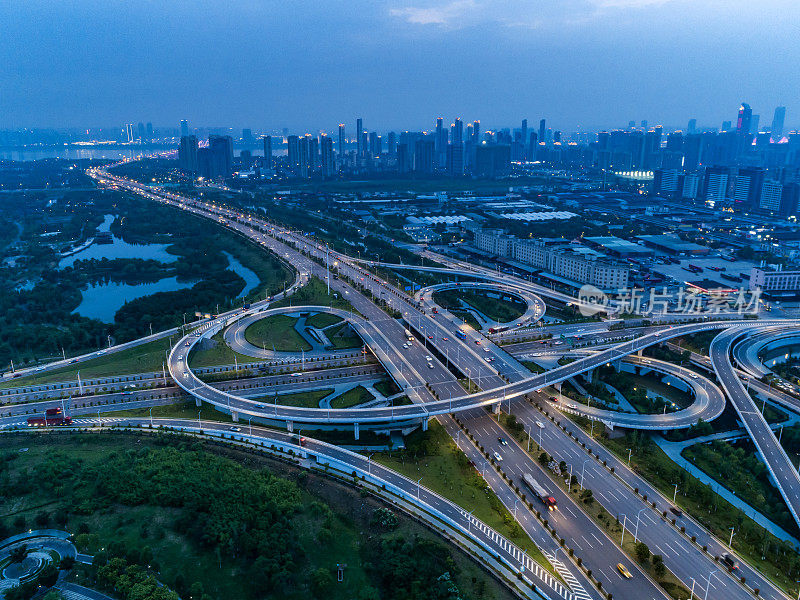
2,0,798,132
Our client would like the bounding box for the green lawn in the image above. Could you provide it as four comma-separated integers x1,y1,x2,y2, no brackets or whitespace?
434,289,527,324
0,336,176,388
305,312,342,329
373,379,401,397
188,331,266,368
330,386,374,409
244,314,312,352
325,322,363,350
256,388,333,408
271,276,355,313
105,400,234,423
374,420,554,574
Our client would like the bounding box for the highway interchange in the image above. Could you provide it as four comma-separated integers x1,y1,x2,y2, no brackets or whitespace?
5,161,800,600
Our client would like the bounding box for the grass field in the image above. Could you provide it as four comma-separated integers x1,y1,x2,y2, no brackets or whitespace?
244,314,312,352
324,322,363,350
434,289,527,324
105,400,234,423
0,336,176,388
330,386,374,409
306,312,342,329
188,332,266,368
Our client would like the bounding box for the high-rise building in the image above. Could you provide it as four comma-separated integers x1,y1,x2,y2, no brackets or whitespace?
369,132,381,157
359,131,368,160
262,136,273,170
126,123,135,142
413,138,435,173
772,106,786,141
781,183,800,217
759,180,783,212
321,135,334,177
474,144,511,178
180,120,189,137
472,120,480,143
178,135,198,174
387,131,397,156
452,118,463,145
446,143,463,176
737,103,752,135
207,135,233,178
137,122,146,141
683,134,702,170
721,120,732,132
338,124,346,158
145,122,153,140
397,143,411,173
435,117,447,166
287,135,300,174
242,128,254,146
298,136,310,178
687,119,697,134
356,118,363,157
733,167,764,207
521,119,528,159
703,166,729,203
538,119,546,144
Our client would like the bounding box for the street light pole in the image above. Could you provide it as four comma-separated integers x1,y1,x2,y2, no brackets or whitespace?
703,570,719,600
673,483,679,503
580,459,591,490
729,526,735,547
634,508,647,543
416,477,423,499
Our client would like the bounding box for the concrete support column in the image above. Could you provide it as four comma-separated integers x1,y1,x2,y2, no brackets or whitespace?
492,402,501,414
287,420,294,433
636,348,643,357
554,381,562,393
354,422,360,440
612,359,622,372
231,411,239,422
194,397,202,407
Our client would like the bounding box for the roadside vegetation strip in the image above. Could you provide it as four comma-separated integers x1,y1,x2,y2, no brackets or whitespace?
433,289,528,325
561,408,800,595
243,314,312,352
0,337,176,390
372,420,556,577
329,386,374,409
187,331,268,369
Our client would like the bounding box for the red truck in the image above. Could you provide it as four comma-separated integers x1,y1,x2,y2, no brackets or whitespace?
28,407,72,427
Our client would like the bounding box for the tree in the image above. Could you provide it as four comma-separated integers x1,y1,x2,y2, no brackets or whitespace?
39,563,59,587
58,556,75,571
310,567,334,597
652,554,665,578
538,452,550,466
635,542,651,563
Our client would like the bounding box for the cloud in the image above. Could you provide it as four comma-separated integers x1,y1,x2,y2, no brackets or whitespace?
389,0,479,26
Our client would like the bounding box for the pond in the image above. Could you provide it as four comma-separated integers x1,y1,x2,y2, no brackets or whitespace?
72,277,195,323
59,215,177,268
223,251,259,299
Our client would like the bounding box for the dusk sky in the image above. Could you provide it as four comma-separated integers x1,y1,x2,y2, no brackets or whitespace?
3,0,799,132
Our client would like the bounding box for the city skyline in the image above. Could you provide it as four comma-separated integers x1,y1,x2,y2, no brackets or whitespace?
2,0,799,130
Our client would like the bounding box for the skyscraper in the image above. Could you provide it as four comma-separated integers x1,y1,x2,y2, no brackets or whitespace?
472,120,480,143
338,124,346,159
321,135,334,177
178,135,198,174
262,136,273,170
180,120,189,137
145,122,153,140
356,118,363,157
520,119,528,159
435,117,447,167
452,118,463,145
387,131,397,157
687,119,697,135
737,103,752,135
413,138,435,173
298,136,310,178
772,106,786,141
242,128,254,146
207,135,233,178
538,119,546,145
287,135,300,174
446,143,463,176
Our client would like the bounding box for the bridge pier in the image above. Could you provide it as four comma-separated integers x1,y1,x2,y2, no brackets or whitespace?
554,381,562,393
422,418,429,431
194,397,202,407
612,359,622,372
231,411,239,422
354,422,360,440
492,402,501,414
287,421,294,433
636,348,643,357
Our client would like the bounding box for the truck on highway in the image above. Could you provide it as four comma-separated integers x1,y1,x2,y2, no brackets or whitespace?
522,473,558,510
404,329,414,342
28,408,72,427
488,326,509,334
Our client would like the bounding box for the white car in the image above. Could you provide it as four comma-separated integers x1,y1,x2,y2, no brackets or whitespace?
535,421,545,429
483,347,491,353
493,451,503,462
426,356,433,361
691,374,699,379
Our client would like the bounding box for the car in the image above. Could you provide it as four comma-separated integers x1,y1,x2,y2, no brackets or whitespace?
493,451,503,462
475,340,481,345
69,359,79,364
290,373,302,378
426,356,433,361
691,374,699,379
402,343,408,348
616,563,633,579
498,437,508,446
428,363,434,369
428,335,433,339
721,553,739,570
485,357,491,362
230,426,241,432
669,506,683,517
442,337,448,341
483,347,491,353
548,396,558,403
535,421,545,429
